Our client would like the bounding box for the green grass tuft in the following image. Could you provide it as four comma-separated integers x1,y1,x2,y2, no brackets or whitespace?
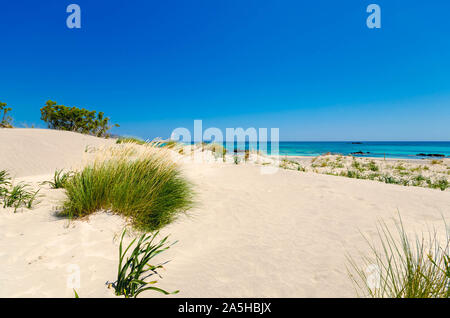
367,161,379,172
1,179,40,213
162,140,179,149
427,178,449,191
347,214,449,298
60,148,194,231
0,170,11,197
116,136,147,145
41,169,73,189
109,229,179,298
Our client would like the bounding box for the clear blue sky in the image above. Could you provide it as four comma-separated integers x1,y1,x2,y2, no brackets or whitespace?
1,0,449,141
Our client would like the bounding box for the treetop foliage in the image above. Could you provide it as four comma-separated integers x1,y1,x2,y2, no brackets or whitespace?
40,100,119,137
0,101,13,128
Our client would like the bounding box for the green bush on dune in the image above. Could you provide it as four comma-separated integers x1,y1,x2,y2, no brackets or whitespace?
116,136,147,145
40,100,119,137
60,149,193,231
0,101,13,128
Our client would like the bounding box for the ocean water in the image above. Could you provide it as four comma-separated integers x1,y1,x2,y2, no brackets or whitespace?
220,141,450,159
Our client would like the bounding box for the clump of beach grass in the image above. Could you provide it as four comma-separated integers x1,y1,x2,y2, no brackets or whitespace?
41,169,73,189
108,229,179,298
427,178,449,191
198,142,226,158
162,140,178,149
347,214,449,298
0,170,11,196
280,158,305,171
367,161,379,172
60,144,194,231
116,136,147,145
0,170,40,212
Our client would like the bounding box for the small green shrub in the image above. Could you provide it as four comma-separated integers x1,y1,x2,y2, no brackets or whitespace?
280,159,305,171
428,179,449,191
412,175,426,186
346,170,360,179
109,230,179,298
382,175,400,184
330,160,344,169
410,166,422,173
0,101,13,128
200,142,225,155
367,161,379,172
352,160,362,170
40,100,119,137
244,150,250,162
116,136,147,145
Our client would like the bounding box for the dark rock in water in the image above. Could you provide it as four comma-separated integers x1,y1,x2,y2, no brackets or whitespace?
351,142,363,144
416,153,445,158
351,151,370,155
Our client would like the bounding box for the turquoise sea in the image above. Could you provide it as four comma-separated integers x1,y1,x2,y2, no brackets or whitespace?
221,142,450,159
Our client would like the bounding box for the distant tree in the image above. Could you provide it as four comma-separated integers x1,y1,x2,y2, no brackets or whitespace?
40,100,119,137
0,101,13,128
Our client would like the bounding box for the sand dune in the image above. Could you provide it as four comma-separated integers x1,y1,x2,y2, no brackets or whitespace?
0,129,448,297
0,128,115,178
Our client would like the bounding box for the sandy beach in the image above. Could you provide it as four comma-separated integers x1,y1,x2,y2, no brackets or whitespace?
0,129,449,298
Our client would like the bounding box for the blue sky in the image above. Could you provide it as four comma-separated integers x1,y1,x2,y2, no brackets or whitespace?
1,0,449,141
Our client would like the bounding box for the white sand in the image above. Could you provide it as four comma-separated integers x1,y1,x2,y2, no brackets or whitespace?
0,129,449,297
0,128,115,178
